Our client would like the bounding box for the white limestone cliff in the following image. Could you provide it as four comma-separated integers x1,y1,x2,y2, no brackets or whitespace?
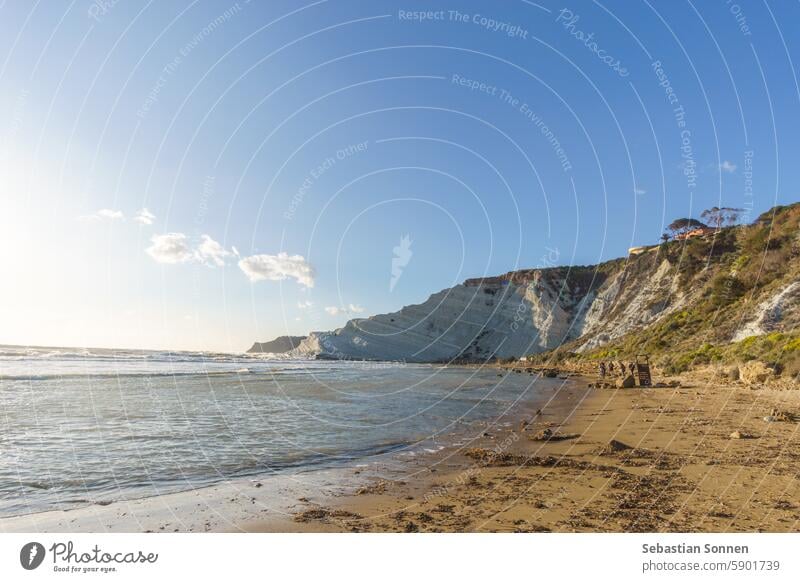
290,268,624,362
733,281,800,341
281,253,798,363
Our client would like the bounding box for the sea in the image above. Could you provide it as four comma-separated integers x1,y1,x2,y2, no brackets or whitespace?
0,345,554,518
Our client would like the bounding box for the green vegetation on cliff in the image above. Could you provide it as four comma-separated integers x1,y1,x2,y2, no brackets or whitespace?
527,203,800,378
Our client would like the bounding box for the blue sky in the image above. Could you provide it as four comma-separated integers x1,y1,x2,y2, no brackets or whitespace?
0,0,797,351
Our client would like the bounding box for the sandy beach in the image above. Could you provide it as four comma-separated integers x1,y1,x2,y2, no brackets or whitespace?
251,373,800,533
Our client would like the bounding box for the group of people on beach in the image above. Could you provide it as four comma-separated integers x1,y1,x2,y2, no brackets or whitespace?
598,360,636,378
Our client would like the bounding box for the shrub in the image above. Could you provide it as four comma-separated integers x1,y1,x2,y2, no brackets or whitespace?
782,337,800,353
778,351,800,380
708,275,746,307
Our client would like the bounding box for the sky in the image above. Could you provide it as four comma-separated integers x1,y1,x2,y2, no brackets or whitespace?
0,0,798,351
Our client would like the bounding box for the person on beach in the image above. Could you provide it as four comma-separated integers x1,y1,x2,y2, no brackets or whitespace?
608,361,615,375
629,362,636,376
599,362,606,378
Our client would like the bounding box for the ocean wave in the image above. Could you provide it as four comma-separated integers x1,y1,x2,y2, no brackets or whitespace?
0,370,269,381
0,345,291,363
0,365,346,381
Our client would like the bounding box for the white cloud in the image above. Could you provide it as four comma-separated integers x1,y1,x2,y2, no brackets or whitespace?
79,208,124,222
325,304,364,316
146,233,236,267
634,187,646,195
146,233,194,264
297,300,313,309
133,208,155,225
720,160,737,173
195,234,232,267
238,253,315,288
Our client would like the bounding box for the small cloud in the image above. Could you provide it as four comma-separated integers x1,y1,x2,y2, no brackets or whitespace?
79,208,125,222
325,304,364,316
297,300,313,309
146,233,235,267
133,208,155,225
195,234,232,267
238,253,315,288
146,233,194,264
720,160,737,173
634,187,646,195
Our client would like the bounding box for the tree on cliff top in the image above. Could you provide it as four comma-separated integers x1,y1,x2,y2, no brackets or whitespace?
665,217,707,239
701,206,744,228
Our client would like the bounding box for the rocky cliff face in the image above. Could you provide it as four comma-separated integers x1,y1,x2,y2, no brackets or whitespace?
292,272,595,362
248,336,307,354
288,203,800,364
290,257,685,362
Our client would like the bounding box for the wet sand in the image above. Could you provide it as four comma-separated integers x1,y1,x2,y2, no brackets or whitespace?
249,377,800,532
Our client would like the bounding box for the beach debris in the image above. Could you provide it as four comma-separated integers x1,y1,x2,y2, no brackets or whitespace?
464,448,533,467
464,448,614,470
600,439,633,454
294,508,328,521
729,430,755,439
616,375,636,388
769,409,796,422
738,360,775,384
356,480,390,495
293,507,362,523
530,428,579,442
514,524,552,533
417,512,434,523
588,382,617,390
